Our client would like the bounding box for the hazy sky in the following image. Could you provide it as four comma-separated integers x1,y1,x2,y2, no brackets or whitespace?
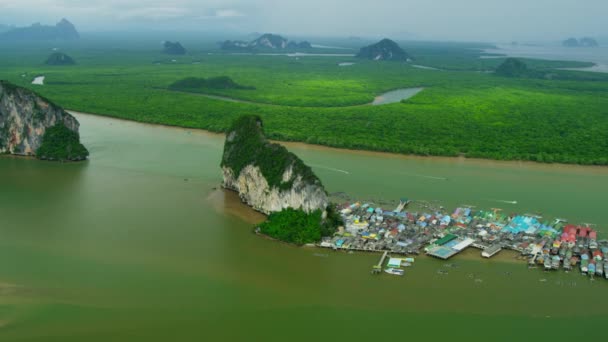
0,0,606,41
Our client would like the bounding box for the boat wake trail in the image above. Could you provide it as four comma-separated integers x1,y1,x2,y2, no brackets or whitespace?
404,173,448,181
309,164,350,174
487,199,518,205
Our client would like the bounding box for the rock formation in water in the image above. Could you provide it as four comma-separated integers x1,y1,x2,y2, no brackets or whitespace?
249,34,288,49
356,38,411,61
162,41,187,55
45,52,76,66
0,81,88,161
221,34,312,51
563,37,599,47
221,115,328,214
0,18,79,40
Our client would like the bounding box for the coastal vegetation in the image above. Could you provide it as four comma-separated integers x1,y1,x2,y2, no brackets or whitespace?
258,208,325,245
169,76,255,92
495,58,529,77
36,123,89,161
1,39,607,165
258,205,341,245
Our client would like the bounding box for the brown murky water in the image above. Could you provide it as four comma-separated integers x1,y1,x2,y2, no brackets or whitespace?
0,113,607,341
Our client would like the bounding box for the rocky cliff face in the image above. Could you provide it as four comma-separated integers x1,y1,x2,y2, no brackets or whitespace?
221,115,328,215
221,34,311,51
356,38,411,61
0,81,86,160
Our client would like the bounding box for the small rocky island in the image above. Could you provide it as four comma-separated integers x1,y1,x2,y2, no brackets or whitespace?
0,81,88,161
356,39,411,61
162,41,187,55
45,52,76,66
221,115,338,244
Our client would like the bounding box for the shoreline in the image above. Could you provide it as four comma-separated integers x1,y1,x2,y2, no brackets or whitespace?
70,110,608,173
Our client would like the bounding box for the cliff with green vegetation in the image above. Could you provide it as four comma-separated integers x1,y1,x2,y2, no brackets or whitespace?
169,76,255,92
45,52,76,66
356,39,411,61
221,115,328,215
0,81,88,161
0,18,79,40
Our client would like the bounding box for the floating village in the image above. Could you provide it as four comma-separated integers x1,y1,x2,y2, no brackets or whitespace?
319,198,608,279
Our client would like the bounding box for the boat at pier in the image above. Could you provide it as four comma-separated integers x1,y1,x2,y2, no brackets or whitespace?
588,261,596,277
551,255,561,270
384,268,404,276
581,254,589,274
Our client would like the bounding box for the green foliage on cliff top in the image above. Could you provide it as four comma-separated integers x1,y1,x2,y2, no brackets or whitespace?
258,207,338,245
36,123,89,161
221,115,323,191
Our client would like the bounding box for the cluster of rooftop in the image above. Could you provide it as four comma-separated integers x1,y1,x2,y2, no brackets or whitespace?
318,200,608,279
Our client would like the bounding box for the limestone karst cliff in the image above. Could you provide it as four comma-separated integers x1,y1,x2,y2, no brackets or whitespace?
221,115,328,215
0,81,88,161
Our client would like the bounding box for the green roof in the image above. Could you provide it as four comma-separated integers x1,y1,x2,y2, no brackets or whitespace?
434,234,458,246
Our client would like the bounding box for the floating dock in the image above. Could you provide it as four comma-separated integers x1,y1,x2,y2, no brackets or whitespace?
482,245,503,258
427,237,475,260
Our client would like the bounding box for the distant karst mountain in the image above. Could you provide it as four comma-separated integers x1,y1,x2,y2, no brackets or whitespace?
356,39,411,61
0,19,79,40
45,52,76,66
162,41,186,55
220,34,312,51
562,37,598,47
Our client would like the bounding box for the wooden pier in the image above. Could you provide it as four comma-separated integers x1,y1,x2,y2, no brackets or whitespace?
371,251,389,274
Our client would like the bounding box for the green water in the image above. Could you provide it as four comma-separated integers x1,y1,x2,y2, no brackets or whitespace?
1,113,607,341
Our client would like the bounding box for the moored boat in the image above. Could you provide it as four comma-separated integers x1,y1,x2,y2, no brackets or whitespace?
551,255,561,270
581,253,589,274
544,254,552,271
384,268,404,276
588,261,596,277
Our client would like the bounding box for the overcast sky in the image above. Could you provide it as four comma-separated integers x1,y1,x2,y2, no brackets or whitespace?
0,0,606,41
